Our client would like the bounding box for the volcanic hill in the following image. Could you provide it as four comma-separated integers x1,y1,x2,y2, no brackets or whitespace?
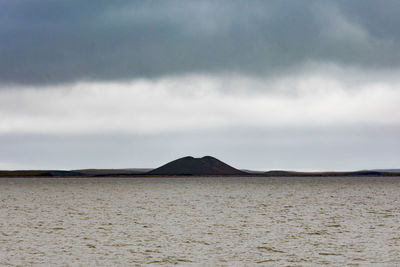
148,156,246,176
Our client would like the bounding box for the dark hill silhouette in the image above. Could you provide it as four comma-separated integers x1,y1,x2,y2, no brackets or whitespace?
149,156,246,176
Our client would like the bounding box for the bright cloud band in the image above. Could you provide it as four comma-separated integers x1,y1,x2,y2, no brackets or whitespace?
1,66,399,134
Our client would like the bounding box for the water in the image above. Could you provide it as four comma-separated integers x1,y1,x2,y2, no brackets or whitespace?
0,177,399,266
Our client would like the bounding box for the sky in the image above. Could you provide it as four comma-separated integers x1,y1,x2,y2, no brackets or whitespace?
0,0,399,171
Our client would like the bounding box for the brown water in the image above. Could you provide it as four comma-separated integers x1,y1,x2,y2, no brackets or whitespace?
0,177,399,266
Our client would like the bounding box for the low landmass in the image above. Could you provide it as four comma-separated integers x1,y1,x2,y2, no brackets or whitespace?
0,156,399,177
149,156,245,176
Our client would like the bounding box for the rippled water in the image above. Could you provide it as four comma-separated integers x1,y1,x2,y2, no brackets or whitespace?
1,177,400,266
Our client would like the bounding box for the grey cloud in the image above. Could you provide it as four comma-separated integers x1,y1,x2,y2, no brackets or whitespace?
1,0,400,85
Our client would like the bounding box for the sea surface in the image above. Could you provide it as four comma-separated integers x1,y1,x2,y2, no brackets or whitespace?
0,176,399,266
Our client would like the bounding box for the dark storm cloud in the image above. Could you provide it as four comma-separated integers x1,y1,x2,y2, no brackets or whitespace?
1,0,400,85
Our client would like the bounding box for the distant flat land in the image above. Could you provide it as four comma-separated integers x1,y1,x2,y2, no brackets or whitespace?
1,156,399,177
1,169,399,178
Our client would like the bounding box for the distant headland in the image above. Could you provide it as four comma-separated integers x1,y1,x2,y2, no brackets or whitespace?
0,156,399,177
149,156,245,176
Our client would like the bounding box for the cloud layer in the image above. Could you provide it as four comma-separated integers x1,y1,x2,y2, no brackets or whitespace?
1,0,400,85
1,1,399,170
1,65,399,134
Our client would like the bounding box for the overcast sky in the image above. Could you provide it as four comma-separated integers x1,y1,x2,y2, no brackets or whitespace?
1,0,399,170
